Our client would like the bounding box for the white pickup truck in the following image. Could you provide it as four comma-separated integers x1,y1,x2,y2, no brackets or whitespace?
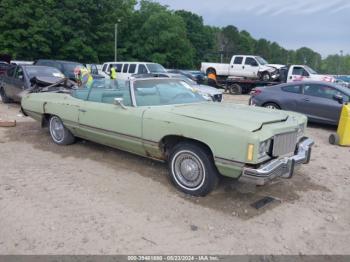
201,55,285,81
203,61,336,95
283,65,335,83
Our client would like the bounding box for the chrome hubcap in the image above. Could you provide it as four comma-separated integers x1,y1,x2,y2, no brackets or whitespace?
173,152,204,189
50,117,64,142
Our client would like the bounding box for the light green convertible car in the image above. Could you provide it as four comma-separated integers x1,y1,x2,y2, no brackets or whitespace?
21,78,314,196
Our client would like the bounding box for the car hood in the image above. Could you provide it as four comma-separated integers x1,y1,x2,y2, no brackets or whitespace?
163,103,291,132
266,64,286,69
259,65,281,73
30,76,64,86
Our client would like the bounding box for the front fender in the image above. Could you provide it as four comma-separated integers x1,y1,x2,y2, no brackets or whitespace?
141,110,259,166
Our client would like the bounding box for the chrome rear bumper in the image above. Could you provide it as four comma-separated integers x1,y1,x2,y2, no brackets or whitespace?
239,138,314,185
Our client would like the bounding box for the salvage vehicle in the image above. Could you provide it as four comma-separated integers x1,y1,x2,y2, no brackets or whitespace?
34,60,103,81
21,78,314,196
201,55,285,82
250,81,350,125
0,65,64,103
101,62,167,80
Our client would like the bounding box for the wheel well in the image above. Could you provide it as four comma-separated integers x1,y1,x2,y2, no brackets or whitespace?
160,135,214,159
41,113,51,128
206,68,216,75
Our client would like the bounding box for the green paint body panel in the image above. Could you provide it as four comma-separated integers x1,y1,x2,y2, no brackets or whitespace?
21,92,307,179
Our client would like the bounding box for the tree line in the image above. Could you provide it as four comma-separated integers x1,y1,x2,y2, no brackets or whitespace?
0,0,349,74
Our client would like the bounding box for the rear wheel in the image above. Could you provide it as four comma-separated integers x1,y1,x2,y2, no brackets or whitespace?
0,88,12,103
168,142,219,196
49,116,75,145
229,84,242,95
263,102,280,110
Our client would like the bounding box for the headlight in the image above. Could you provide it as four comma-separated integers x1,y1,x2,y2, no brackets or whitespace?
297,123,305,138
258,139,272,159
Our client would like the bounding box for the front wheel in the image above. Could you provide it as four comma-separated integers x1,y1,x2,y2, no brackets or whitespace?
168,142,219,196
260,72,271,81
49,116,75,145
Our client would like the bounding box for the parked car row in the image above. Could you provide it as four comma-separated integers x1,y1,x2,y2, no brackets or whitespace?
59,60,222,102
0,59,223,103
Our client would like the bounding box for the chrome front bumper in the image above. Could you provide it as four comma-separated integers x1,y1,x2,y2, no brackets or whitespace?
239,138,314,185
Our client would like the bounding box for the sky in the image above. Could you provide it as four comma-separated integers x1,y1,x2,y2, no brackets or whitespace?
156,0,350,57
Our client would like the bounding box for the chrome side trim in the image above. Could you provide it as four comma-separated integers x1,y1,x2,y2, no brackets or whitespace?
214,157,245,168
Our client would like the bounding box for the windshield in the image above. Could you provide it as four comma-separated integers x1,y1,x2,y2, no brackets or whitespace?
304,65,318,74
26,66,64,78
255,56,268,65
146,63,167,73
133,79,206,106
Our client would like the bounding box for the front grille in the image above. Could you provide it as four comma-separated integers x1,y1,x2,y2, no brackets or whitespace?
273,131,298,157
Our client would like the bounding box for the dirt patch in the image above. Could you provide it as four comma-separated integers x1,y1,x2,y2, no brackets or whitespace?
3,117,330,221
0,97,349,255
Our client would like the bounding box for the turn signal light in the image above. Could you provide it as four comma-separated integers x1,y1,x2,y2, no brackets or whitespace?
247,144,254,161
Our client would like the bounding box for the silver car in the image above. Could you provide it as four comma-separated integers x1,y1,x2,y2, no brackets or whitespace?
250,81,350,125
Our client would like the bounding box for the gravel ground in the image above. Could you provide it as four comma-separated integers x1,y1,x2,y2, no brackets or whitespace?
0,95,349,255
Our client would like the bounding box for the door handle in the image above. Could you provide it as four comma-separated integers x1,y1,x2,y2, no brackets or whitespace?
303,98,310,102
231,65,233,68
79,109,87,113
242,66,245,69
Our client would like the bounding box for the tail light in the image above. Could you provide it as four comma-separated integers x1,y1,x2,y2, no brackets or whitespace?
250,88,262,96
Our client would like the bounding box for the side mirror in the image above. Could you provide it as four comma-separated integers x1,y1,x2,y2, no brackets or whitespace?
113,97,127,109
333,94,343,104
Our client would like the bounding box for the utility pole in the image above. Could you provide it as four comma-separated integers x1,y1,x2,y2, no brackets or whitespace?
114,19,121,62
340,50,344,75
